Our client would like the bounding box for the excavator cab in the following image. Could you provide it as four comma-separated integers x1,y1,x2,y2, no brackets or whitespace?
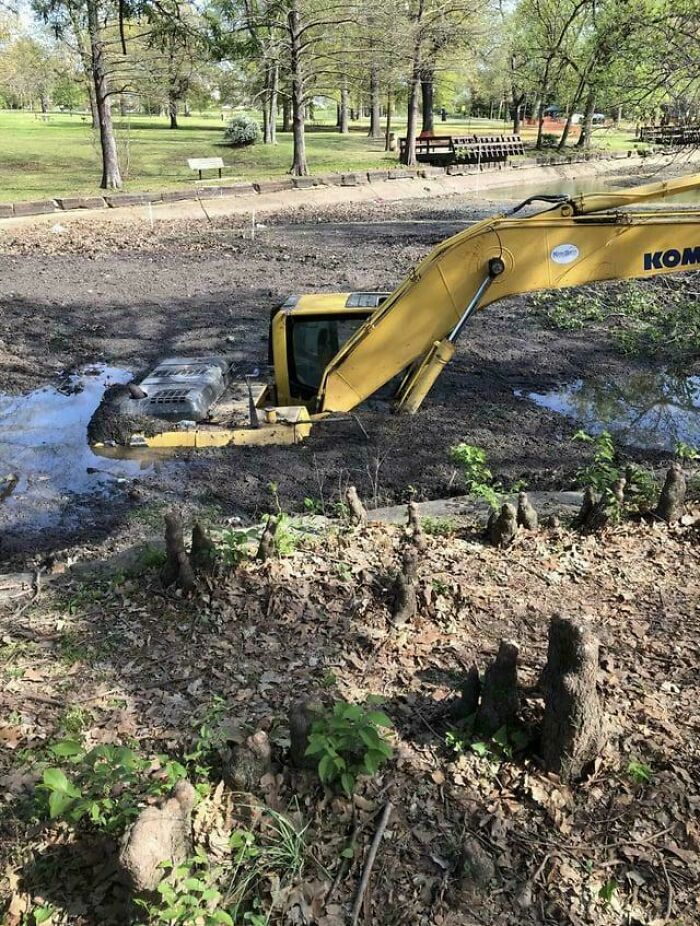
269,292,389,406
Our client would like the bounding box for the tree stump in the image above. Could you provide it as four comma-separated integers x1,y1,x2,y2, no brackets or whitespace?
540,614,605,781
346,485,368,525
477,640,519,734
162,511,197,594
576,486,598,527
289,700,324,769
655,463,686,524
582,478,626,532
222,730,272,792
119,780,196,892
457,664,481,718
392,545,418,626
516,492,538,530
190,522,216,574
487,503,518,548
256,516,279,561
407,499,426,550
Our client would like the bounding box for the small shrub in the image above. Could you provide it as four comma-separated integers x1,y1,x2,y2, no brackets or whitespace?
422,516,457,536
572,430,619,493
540,132,558,148
450,443,501,509
626,759,653,784
224,114,260,147
39,740,188,833
305,702,393,796
675,441,699,462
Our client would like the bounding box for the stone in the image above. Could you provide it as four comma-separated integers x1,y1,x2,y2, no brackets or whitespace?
56,196,107,210
254,178,295,194
119,780,196,892
13,200,56,216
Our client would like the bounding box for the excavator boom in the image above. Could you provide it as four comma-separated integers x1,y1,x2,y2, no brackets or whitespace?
317,172,700,415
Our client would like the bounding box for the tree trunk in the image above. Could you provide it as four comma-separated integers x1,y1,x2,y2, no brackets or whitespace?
269,62,278,144
282,94,291,132
384,90,392,151
287,1,308,176
339,80,349,134
577,89,596,149
535,97,546,149
402,41,421,166
368,66,381,138
420,68,434,134
262,65,272,143
87,0,122,189
168,96,178,129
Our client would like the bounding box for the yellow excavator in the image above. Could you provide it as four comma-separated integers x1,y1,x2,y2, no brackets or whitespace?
92,172,700,451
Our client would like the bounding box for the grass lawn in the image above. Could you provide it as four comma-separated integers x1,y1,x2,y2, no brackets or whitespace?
0,109,638,202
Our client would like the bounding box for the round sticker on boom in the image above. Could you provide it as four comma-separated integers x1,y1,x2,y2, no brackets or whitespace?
551,243,580,264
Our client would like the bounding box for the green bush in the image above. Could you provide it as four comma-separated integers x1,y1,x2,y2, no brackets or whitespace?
449,443,501,509
224,114,260,147
305,702,393,796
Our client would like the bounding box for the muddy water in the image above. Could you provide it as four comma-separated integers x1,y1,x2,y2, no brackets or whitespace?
0,365,170,537
485,174,700,204
517,371,700,450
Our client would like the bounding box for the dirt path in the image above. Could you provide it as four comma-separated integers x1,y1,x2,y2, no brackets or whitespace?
0,159,698,563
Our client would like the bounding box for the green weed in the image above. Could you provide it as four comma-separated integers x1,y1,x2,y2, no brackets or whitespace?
449,443,501,509
422,516,457,537
626,759,653,784
306,702,393,796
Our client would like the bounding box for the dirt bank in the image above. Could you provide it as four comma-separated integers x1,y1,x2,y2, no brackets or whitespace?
0,160,698,562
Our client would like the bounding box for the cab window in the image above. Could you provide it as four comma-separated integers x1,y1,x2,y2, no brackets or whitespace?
288,314,368,398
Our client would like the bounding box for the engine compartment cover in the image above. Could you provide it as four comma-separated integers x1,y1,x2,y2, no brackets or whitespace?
126,356,230,421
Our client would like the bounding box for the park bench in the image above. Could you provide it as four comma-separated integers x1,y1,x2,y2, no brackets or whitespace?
398,134,524,167
187,156,226,181
639,125,700,145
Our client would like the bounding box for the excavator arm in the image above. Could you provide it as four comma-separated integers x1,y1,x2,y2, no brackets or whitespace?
316,172,700,415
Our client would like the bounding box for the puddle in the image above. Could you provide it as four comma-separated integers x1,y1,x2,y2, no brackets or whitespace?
517,371,700,450
0,365,171,537
486,175,700,204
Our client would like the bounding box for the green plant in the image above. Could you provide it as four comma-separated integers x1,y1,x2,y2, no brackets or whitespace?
137,847,234,926
305,702,393,796
134,544,168,572
445,720,529,765
224,114,260,147
220,524,260,566
449,443,501,509
39,740,188,833
626,759,653,784
185,697,229,778
422,516,457,537
303,496,324,515
599,878,618,904
675,441,699,461
624,464,658,513
573,430,619,493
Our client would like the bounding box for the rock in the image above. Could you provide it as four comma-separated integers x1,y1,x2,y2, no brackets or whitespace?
516,492,538,530
223,730,272,792
119,780,196,892
477,640,519,735
540,614,605,781
655,463,686,524
488,503,518,547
